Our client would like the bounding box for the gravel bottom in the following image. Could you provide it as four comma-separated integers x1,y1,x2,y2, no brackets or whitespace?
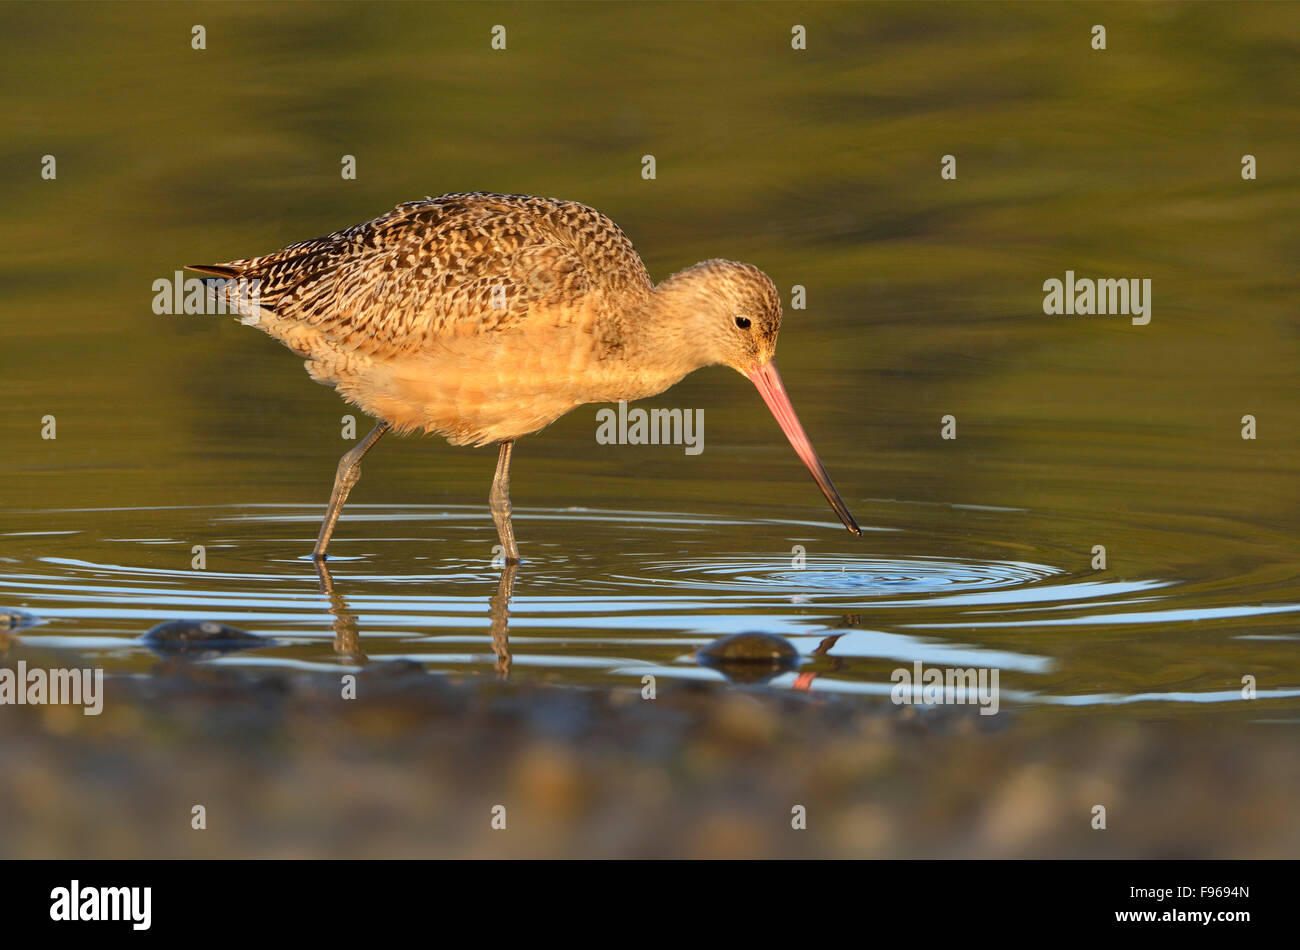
2,643,1297,859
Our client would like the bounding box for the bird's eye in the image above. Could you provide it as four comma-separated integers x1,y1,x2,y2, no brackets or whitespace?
735,316,751,330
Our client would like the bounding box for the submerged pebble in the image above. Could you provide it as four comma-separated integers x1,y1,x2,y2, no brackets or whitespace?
696,632,800,683
141,620,271,658
364,659,428,679
0,608,42,632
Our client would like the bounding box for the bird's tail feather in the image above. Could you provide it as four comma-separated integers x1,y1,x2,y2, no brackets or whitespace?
186,263,244,279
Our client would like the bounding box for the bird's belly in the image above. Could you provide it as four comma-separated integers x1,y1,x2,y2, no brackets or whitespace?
317,326,678,447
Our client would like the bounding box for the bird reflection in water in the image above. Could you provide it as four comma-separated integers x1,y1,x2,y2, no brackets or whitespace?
314,559,516,678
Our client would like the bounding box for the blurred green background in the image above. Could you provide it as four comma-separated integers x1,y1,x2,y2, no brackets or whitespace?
1,1,1298,699
1,0,1295,516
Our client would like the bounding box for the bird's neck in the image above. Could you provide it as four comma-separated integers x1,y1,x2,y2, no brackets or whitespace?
618,266,726,387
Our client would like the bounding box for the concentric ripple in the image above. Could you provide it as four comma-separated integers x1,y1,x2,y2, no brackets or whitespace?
622,555,1060,596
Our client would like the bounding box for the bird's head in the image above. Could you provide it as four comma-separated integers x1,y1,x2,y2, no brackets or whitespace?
654,258,860,536
661,259,783,373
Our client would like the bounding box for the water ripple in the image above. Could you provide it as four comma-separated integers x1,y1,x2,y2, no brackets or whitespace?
0,504,1295,712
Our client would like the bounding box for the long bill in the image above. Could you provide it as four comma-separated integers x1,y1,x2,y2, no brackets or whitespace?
745,360,862,536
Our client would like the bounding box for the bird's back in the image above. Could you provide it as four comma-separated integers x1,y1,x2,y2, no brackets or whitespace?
199,192,653,357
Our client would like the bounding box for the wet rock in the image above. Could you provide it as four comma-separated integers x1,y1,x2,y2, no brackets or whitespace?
141,620,271,659
708,693,780,747
976,763,1067,855
690,813,768,859
828,802,895,857
696,632,800,684
363,659,428,679
0,608,43,632
510,744,586,820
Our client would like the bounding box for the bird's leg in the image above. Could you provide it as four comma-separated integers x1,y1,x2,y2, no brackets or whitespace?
313,420,390,560
489,440,520,564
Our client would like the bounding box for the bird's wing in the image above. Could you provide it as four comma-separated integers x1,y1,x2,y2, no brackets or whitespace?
200,193,653,356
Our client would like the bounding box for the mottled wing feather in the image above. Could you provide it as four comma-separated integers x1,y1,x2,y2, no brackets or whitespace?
217,193,652,356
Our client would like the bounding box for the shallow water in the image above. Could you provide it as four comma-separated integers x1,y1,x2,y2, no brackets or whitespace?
1,2,1298,721
2,498,1296,714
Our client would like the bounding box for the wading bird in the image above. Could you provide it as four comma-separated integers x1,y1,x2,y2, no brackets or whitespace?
189,192,860,562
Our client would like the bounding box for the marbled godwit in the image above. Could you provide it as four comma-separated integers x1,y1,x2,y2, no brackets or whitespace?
189,192,860,562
